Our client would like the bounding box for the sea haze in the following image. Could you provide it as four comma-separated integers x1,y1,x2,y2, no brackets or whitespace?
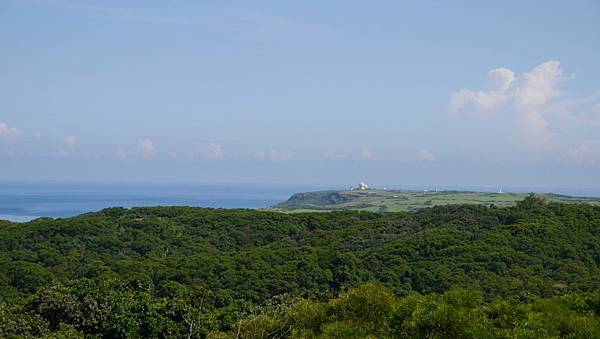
0,181,321,222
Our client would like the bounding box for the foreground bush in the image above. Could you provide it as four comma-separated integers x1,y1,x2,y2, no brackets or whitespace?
216,284,600,339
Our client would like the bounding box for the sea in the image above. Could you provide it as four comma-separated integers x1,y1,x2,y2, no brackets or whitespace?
1,181,599,222
0,181,321,222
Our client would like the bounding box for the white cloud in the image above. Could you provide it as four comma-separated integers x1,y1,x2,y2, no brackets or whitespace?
137,139,155,159
0,123,23,139
254,149,296,161
549,91,600,127
360,147,375,160
488,68,516,92
115,139,155,160
451,61,600,164
451,62,563,114
450,61,564,149
450,68,515,114
54,135,79,157
188,143,225,160
514,61,563,109
416,149,435,162
207,143,224,160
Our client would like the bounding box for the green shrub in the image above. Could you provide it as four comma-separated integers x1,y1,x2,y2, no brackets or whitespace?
329,283,397,335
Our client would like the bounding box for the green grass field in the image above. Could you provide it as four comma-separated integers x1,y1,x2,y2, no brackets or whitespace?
271,189,600,212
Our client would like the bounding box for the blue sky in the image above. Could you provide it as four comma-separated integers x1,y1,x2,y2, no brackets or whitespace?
1,0,599,187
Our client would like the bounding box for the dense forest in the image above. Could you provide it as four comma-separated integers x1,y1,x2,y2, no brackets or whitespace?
1,195,599,337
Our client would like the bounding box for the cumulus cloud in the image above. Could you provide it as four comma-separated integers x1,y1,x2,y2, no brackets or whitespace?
115,139,156,160
187,143,225,160
549,91,600,128
207,143,224,160
360,147,375,160
450,61,564,149
0,122,23,139
254,149,296,161
54,135,79,157
137,139,155,159
416,149,435,162
450,68,515,114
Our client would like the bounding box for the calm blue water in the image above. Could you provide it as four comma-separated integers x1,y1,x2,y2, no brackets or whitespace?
0,182,320,222
1,182,599,222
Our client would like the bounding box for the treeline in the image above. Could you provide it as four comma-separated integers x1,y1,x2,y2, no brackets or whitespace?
0,195,599,337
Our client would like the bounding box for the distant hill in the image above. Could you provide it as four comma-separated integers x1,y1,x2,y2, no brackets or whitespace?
272,189,600,212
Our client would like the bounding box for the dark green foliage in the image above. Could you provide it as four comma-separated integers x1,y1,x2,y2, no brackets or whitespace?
220,285,600,338
0,199,599,337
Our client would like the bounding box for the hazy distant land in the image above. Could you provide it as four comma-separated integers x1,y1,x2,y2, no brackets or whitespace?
271,188,600,212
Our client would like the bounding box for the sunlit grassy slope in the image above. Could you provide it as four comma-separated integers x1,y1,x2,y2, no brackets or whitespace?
271,189,600,212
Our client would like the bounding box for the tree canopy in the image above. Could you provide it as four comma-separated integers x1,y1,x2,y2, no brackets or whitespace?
0,199,599,337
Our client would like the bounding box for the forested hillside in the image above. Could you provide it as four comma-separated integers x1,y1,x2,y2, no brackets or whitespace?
1,195,599,337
